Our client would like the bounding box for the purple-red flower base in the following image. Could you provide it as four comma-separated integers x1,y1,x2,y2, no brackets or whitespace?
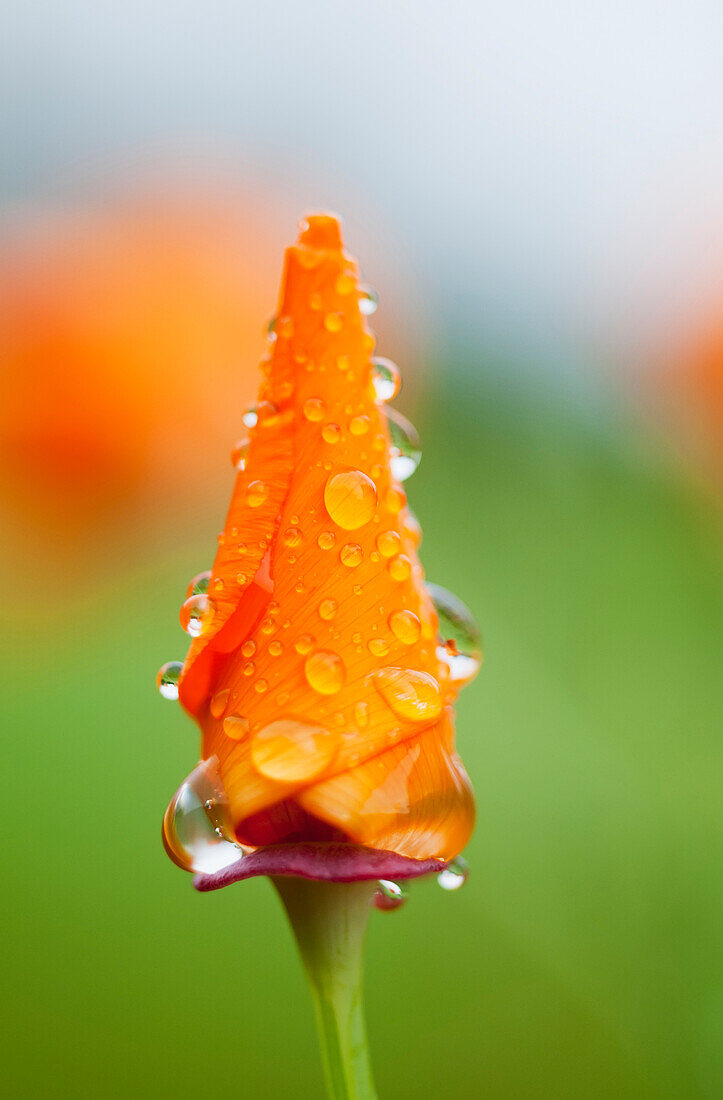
193,841,447,892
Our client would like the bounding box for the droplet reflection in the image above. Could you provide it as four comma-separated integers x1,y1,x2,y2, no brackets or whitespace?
162,759,245,874
437,855,469,891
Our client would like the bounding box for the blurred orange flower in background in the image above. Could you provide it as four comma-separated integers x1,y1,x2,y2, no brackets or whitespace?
0,187,277,586
162,214,478,872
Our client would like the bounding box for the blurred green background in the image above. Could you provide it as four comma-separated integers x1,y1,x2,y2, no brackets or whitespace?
3,367,721,1097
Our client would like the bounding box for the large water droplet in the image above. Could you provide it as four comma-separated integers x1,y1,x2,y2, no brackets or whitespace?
427,583,482,685
437,855,469,891
162,760,245,874
374,880,408,911
324,470,377,529
251,719,340,782
389,609,421,645
186,571,211,598
385,408,421,481
157,661,184,700
358,285,379,315
179,594,215,638
373,667,443,722
305,650,345,695
243,406,258,428
371,357,401,402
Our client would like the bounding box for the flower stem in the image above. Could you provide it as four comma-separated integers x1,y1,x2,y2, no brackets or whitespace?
273,877,378,1100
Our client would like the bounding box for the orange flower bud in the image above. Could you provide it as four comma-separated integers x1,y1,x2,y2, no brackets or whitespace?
162,214,479,878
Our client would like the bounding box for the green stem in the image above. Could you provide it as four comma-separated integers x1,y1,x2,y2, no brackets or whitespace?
273,877,378,1100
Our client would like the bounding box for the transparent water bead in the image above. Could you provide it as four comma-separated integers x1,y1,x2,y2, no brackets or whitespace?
230,438,250,471
358,285,379,315
427,583,482,684
243,407,258,429
179,594,215,638
371,357,401,402
385,408,421,481
186,570,211,598
162,759,245,874
157,661,184,700
374,880,408,911
437,855,469,891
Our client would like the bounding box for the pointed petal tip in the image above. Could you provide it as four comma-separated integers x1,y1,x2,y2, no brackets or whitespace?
297,212,344,251
192,842,447,891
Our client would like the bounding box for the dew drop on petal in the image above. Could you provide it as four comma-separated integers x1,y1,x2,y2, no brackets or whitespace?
349,415,370,436
368,638,390,657
427,582,482,684
180,594,215,637
371,357,401,402
335,272,356,295
324,470,377,529
250,719,340,782
243,407,258,428
437,855,469,891
358,285,379,315
389,609,421,645
322,423,342,444
246,480,269,507
388,555,412,582
304,397,325,422
284,527,303,547
157,661,184,700
318,598,338,621
210,688,230,718
324,312,344,333
305,650,345,695
295,634,315,655
230,439,250,471
162,760,244,874
374,880,408,911
318,531,336,551
186,570,211,598
385,486,407,514
340,543,363,568
385,408,421,481
373,667,443,722
223,715,250,740
376,530,401,558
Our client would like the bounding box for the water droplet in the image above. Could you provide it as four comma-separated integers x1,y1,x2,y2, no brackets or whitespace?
376,530,401,558
246,481,268,508
251,719,340,782
373,667,443,722
318,598,338,621
385,486,407,514
335,272,356,295
358,285,379,315
268,640,283,657
385,408,421,481
243,662,255,677
318,531,336,551
210,688,230,719
276,315,294,340
322,423,341,444
324,312,343,333
388,555,412,582
368,638,390,657
437,855,469,891
162,760,244,874
324,469,377,529
374,880,407,911
340,543,363,568
241,639,256,658
427,583,482,684
371,357,401,402
305,650,345,695
230,438,250,471
303,397,325,422
349,415,370,436
223,715,250,740
180,594,214,637
284,527,303,547
389,610,421,645
354,701,369,728
254,679,268,694
266,316,277,342
157,661,184,700
295,634,314,655
243,406,258,428
186,570,211,598
309,291,323,310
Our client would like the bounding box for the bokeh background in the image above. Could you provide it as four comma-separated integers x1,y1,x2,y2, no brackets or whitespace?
2,3,722,1097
